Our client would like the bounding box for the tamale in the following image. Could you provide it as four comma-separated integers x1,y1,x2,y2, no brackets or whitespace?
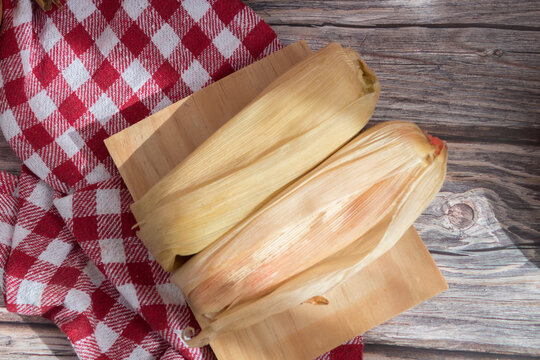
172,121,448,347
131,43,380,271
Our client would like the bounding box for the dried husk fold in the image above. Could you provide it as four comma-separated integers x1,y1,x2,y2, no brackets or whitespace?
172,121,448,347
131,43,380,271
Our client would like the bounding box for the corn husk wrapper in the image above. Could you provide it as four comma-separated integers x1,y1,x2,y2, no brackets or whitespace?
173,121,448,347
131,43,380,271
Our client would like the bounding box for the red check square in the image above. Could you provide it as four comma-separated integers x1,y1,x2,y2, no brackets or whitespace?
121,316,152,343
7,249,37,278
59,93,86,124
121,212,137,238
127,262,154,285
213,0,245,25
22,123,54,151
329,344,364,360
33,212,64,238
211,61,234,81
119,97,149,125
65,24,94,56
182,25,211,57
150,0,178,21
141,304,168,330
34,55,59,88
121,24,150,57
92,289,116,320
72,216,99,241
53,160,84,187
0,28,20,59
243,21,277,59
93,59,120,91
62,314,94,343
98,0,121,22
87,128,110,161
5,78,27,107
50,266,82,288
152,61,179,91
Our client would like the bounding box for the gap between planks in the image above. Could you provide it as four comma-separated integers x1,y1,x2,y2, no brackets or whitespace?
266,21,540,32
244,0,540,28
0,319,537,360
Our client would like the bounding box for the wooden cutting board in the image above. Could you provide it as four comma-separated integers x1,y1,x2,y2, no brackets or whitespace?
105,41,447,360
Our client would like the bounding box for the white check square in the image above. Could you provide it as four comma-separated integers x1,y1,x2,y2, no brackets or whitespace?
96,26,119,57
182,0,210,22
152,24,180,58
28,91,57,121
90,94,118,125
40,19,63,52
38,239,72,266
24,153,51,180
181,60,210,92
0,110,22,141
96,189,121,215
123,0,148,20
17,280,46,306
56,128,85,158
95,322,119,352
62,59,91,90
68,0,97,22
99,238,126,264
85,164,111,184
122,60,151,92
28,180,54,210
214,28,241,58
64,288,91,313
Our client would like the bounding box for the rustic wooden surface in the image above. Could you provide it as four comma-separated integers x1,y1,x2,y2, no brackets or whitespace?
0,0,539,359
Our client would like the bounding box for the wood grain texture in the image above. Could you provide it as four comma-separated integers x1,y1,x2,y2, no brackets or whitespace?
270,26,540,145
363,344,540,360
364,142,540,356
0,139,21,175
0,297,74,358
0,321,76,359
1,0,540,358
245,0,540,28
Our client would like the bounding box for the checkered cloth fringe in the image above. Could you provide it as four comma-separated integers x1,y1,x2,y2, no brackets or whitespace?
0,0,363,359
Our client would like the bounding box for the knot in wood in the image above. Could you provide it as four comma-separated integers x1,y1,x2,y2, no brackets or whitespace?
448,203,475,229
493,49,504,57
480,48,504,57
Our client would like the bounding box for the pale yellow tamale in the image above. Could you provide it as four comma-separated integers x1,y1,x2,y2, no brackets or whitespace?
173,121,448,346
131,43,380,271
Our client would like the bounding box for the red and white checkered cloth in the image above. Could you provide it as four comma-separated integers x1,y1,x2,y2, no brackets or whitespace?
0,0,363,359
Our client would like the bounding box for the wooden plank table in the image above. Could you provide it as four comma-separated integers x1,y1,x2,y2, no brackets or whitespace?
0,1,539,358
